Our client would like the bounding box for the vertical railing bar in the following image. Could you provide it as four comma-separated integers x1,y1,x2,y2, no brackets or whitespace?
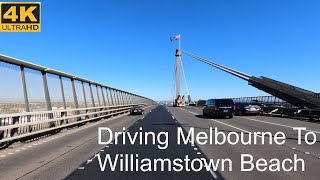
59,75,67,109
101,87,106,106
82,82,87,108
96,85,101,106
89,83,95,107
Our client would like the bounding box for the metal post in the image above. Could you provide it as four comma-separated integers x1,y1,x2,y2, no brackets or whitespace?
117,91,122,105
119,91,123,105
113,90,117,105
105,88,110,106
120,91,125,105
89,83,95,107
59,76,67,125
109,88,114,105
82,82,87,108
96,85,101,106
115,90,120,105
59,75,67,109
128,94,132,104
20,66,30,112
42,71,52,111
71,79,79,109
101,87,106,106
20,66,31,132
125,93,129,104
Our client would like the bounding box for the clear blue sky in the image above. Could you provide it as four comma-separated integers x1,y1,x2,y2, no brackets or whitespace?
0,0,319,101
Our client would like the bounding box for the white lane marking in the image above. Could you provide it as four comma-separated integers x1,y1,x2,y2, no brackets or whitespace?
211,119,252,134
100,149,104,152
194,148,198,151
15,149,20,152
179,108,262,138
0,155,6,158
292,147,296,150
78,167,85,170
209,168,218,179
8,152,13,155
86,153,101,164
191,144,195,146
172,116,175,119
141,116,144,119
175,121,178,123
241,117,320,134
305,152,310,155
105,145,109,148
28,146,32,148
197,152,202,155
22,147,27,150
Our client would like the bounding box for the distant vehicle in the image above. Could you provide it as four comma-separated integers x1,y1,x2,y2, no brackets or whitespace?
129,106,144,115
197,100,207,107
203,99,235,118
235,103,261,116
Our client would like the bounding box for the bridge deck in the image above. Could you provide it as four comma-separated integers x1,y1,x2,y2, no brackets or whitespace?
0,105,319,180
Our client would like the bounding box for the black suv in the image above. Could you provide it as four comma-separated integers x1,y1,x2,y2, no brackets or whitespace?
203,99,235,118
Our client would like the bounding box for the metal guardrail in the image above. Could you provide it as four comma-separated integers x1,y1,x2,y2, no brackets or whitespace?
231,96,319,120
0,104,145,146
0,54,155,148
232,96,293,107
261,107,320,121
0,54,154,115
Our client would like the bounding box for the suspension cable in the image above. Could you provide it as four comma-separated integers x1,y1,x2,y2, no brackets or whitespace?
180,57,190,96
180,50,251,81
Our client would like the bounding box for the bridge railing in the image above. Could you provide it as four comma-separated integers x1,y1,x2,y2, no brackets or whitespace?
0,103,146,145
0,54,154,147
0,54,154,115
232,96,294,108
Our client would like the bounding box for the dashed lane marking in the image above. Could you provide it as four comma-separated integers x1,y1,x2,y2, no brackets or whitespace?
209,168,218,179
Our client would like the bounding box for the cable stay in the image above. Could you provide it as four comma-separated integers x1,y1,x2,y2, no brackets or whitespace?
178,49,320,109
180,50,251,81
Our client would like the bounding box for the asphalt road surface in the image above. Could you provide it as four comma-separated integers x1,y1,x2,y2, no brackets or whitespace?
0,105,319,180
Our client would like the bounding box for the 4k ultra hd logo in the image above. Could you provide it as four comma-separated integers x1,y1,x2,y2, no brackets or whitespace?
0,2,41,32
